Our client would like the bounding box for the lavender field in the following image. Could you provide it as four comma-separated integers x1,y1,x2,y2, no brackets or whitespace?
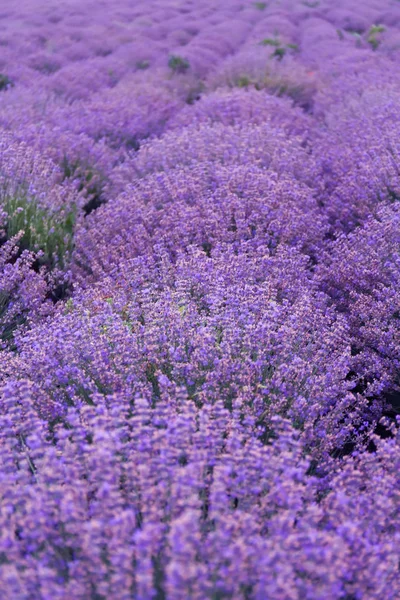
2,0,400,597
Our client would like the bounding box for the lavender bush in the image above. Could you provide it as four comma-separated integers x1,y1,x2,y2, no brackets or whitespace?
1,0,400,597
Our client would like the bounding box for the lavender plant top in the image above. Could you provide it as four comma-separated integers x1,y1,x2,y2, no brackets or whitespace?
1,0,400,598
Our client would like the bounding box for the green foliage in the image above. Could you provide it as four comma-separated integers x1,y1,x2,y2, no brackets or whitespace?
260,38,281,47
260,38,299,59
236,75,251,88
168,55,190,74
3,192,76,268
368,37,380,51
367,24,385,50
272,47,286,61
369,24,385,35
253,2,267,9
231,68,313,111
136,60,150,70
64,298,74,314
0,73,13,91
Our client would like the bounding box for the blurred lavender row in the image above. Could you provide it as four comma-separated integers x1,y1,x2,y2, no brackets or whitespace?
1,0,400,598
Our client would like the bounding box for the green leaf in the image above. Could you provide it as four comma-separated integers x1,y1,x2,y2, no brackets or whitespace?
168,55,190,74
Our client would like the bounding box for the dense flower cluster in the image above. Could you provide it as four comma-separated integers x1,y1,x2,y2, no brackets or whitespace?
1,0,400,597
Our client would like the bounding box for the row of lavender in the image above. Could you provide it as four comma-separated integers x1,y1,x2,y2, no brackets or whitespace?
1,0,400,598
